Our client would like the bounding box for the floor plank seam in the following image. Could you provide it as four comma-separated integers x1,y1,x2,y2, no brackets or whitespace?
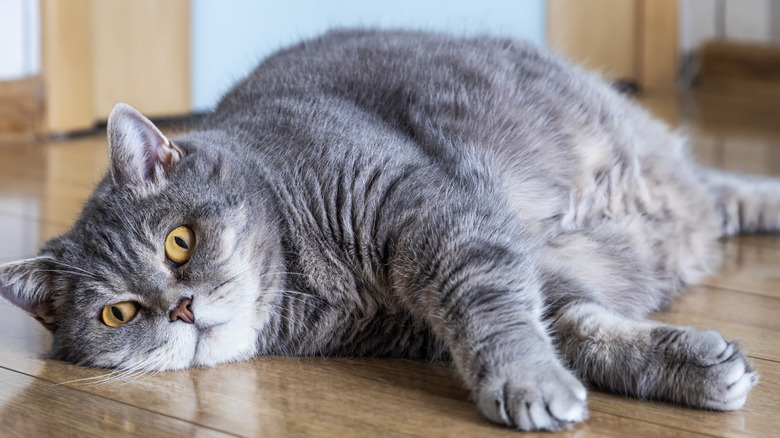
698,283,780,301
748,356,780,364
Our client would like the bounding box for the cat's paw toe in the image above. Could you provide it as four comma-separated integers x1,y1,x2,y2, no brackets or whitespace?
476,361,588,431
688,330,730,365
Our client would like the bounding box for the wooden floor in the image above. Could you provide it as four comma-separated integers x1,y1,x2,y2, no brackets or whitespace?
1,93,779,437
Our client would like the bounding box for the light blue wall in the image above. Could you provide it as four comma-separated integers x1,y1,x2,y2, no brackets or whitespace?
191,0,547,112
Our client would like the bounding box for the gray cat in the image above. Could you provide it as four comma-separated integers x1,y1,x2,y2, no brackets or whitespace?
0,30,771,431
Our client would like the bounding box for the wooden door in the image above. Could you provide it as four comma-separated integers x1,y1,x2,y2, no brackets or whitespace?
41,0,190,134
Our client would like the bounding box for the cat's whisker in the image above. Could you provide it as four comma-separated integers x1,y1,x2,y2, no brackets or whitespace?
94,373,126,386
57,372,120,386
100,367,154,386
115,210,148,246
37,263,99,281
72,370,129,387
262,307,301,326
36,269,98,281
233,264,311,281
275,288,320,299
258,270,311,280
210,266,312,299
122,371,153,385
45,259,100,278
69,354,166,386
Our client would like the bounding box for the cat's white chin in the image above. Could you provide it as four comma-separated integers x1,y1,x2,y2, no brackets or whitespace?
189,317,259,368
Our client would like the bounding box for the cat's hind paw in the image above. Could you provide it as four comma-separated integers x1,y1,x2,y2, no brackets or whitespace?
475,360,588,431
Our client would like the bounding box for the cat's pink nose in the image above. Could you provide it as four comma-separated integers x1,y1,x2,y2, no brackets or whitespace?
170,298,194,323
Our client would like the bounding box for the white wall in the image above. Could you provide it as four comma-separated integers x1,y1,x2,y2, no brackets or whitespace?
191,0,547,112
680,0,780,54
726,0,772,42
0,0,40,81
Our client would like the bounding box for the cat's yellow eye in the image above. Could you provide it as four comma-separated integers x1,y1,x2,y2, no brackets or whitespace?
101,301,139,327
165,225,195,265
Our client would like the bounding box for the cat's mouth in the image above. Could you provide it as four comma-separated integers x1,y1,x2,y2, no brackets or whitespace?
195,321,221,340
189,321,228,367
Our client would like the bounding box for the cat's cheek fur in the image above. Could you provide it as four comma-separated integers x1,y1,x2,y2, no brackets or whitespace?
92,323,199,371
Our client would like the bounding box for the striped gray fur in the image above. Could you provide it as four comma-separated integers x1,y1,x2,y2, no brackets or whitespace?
0,30,773,431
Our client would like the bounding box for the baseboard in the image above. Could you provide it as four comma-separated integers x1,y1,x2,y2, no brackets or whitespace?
697,41,780,97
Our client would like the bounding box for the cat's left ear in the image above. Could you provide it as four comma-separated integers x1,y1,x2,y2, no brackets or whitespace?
0,257,57,330
107,103,184,193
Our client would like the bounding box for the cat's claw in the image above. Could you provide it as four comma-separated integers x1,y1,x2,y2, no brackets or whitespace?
476,361,588,431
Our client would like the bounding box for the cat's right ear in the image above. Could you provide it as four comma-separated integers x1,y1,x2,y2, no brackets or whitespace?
107,103,184,194
0,257,56,330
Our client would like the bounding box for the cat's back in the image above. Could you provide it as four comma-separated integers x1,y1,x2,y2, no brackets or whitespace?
204,29,614,182
204,28,601,154
203,29,693,233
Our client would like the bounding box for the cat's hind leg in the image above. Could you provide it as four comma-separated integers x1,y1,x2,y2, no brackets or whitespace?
702,168,780,236
550,301,757,410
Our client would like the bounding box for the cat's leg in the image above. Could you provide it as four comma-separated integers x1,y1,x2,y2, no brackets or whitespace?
701,168,780,235
390,212,588,431
549,301,757,410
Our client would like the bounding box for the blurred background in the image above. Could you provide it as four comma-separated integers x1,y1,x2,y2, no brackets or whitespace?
0,0,778,140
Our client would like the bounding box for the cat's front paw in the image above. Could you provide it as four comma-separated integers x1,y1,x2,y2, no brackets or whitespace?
682,329,757,410
475,360,588,431
657,328,758,410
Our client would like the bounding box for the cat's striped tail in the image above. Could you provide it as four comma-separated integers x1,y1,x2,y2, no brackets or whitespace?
702,169,780,236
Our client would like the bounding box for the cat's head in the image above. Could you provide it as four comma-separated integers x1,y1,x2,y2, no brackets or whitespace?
0,104,282,371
